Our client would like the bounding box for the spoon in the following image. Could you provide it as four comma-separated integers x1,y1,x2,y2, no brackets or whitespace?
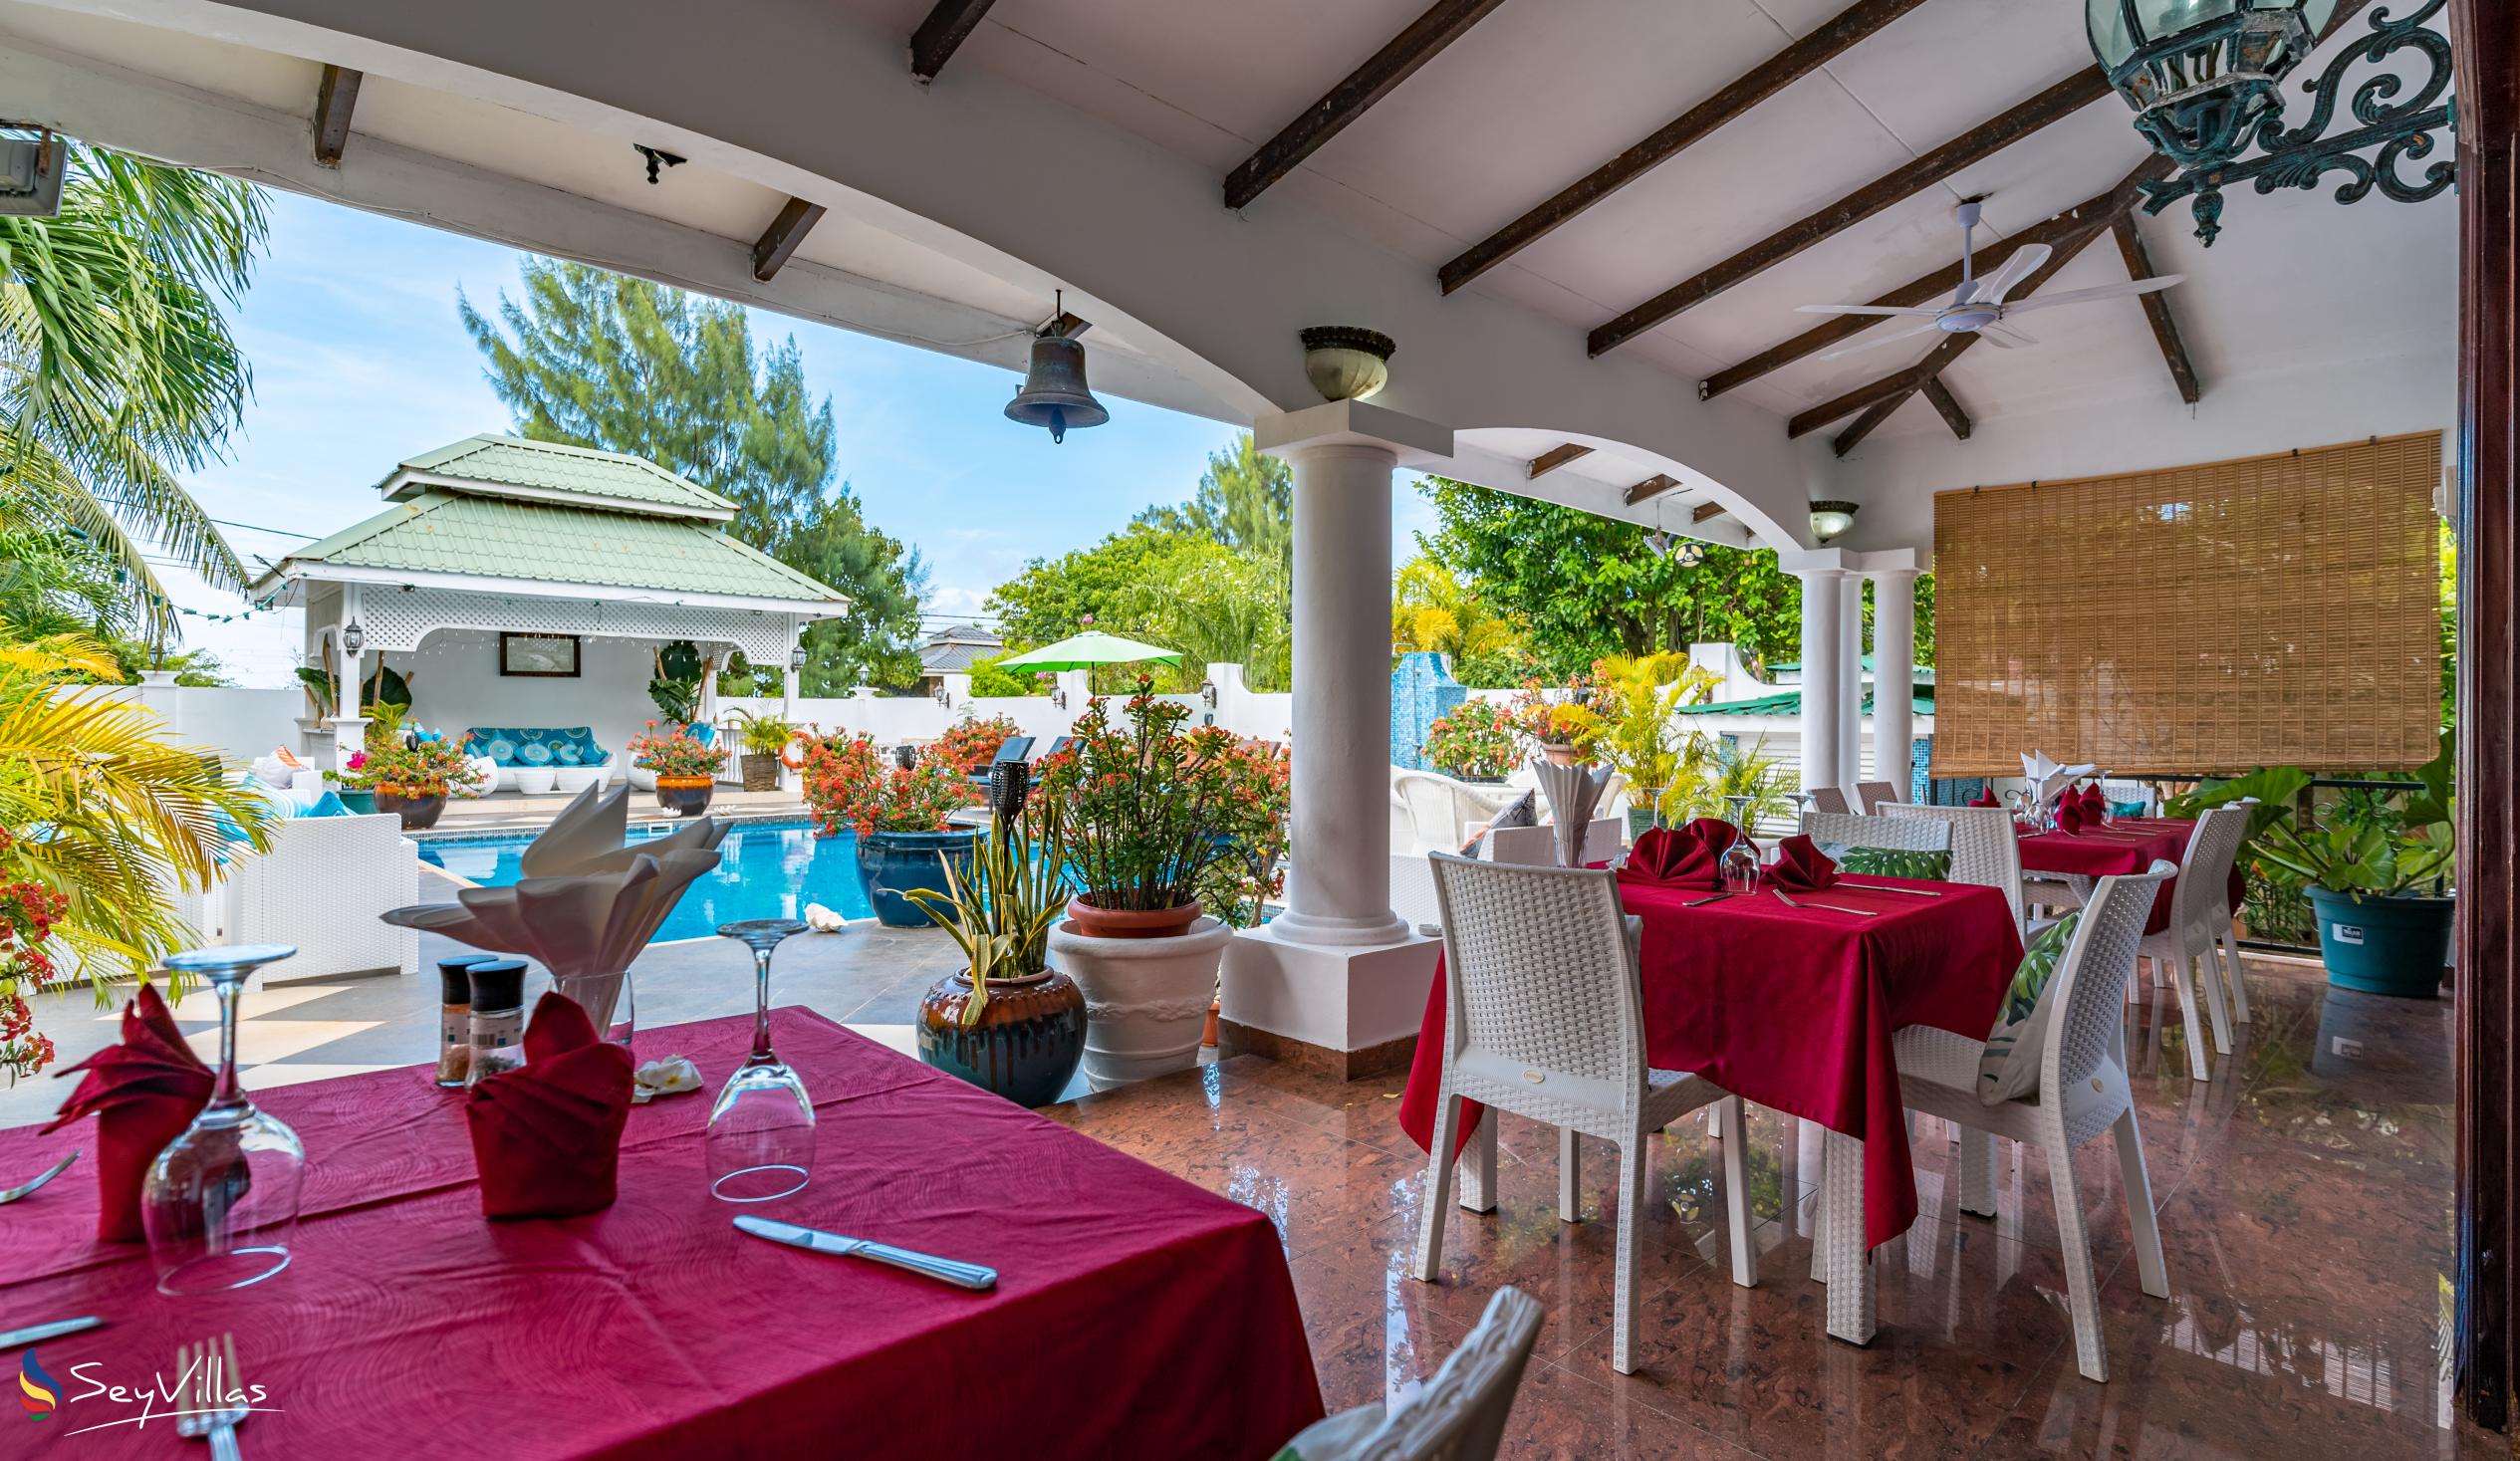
0,1149,79,1205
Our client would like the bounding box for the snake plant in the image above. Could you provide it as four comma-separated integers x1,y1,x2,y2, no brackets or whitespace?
902,796,1071,1026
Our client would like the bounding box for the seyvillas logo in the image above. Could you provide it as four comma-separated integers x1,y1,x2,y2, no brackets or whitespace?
19,1349,59,1420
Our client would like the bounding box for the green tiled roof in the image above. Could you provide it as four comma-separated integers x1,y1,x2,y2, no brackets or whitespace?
1685,687,1936,718
272,492,846,604
388,435,737,516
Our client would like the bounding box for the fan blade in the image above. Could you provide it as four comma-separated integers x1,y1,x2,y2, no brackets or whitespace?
1794,303,1944,317
1979,322,2038,350
1976,242,2054,305
2004,275,2187,315
1816,321,1943,362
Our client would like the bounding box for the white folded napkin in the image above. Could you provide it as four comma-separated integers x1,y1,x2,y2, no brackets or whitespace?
630,1055,703,1104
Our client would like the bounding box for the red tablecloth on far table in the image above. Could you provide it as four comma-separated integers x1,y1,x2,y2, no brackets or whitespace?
2019,816,2239,934
2,1010,1322,1460
1398,876,2023,1248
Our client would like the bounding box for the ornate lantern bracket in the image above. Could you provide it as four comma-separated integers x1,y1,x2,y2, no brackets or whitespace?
2134,0,2455,245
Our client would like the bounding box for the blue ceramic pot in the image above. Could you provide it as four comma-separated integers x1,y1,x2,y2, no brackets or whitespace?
856,829,978,928
2307,886,2452,999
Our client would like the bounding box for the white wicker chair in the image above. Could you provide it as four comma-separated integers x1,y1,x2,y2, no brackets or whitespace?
1798,810,1950,854
221,814,421,985
1880,804,2024,928
1481,819,1621,868
1412,853,1754,1375
1277,1286,1543,1461
2138,803,2254,1080
1854,779,1902,814
1804,786,1853,816
1889,862,2175,1382
1394,771,1521,856
2098,778,2156,816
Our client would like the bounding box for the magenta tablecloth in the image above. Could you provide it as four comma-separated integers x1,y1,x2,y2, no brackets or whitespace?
3,1010,1322,1459
1399,875,2023,1248
2019,816,2231,934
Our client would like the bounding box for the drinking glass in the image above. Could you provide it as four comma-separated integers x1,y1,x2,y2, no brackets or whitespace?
1720,795,1761,895
707,918,813,1202
142,944,305,1296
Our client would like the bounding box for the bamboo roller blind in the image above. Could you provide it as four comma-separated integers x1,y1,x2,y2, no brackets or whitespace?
1930,432,2443,778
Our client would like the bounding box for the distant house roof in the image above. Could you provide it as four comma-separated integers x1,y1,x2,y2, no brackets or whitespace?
1684,685,1937,718
920,625,1005,675
1769,656,1935,682
382,434,739,520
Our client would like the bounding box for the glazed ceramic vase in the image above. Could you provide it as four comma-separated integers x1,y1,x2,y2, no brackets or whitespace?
915,968,1088,1107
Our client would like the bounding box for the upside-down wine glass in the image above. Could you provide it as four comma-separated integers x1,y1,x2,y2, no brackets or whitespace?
142,944,306,1296
707,918,814,1202
1720,794,1762,895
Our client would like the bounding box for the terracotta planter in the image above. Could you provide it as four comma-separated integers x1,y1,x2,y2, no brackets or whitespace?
1048,914,1231,1091
1063,896,1203,940
373,789,446,831
1538,741,1581,768
739,754,781,792
654,776,715,818
915,967,1088,1107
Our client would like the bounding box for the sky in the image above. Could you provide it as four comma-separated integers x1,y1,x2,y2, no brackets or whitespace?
155,189,1438,686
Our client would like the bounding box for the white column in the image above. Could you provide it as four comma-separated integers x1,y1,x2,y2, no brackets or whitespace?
1838,576,1865,787
1274,436,1409,947
1795,568,1845,797
327,584,368,769
1870,570,1918,801
779,641,803,793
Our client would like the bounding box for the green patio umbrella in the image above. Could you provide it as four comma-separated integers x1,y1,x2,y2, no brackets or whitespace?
996,629,1183,672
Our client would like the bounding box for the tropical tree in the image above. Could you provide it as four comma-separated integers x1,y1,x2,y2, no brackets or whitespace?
461,259,926,690
1391,556,1529,685
0,140,267,638
1134,434,1291,570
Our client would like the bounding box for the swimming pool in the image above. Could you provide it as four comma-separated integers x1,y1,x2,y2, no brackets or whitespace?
418,819,875,944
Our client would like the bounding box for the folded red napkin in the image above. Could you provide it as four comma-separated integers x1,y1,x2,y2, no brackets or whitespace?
1970,787,2001,808
1619,819,1744,890
42,984,212,1241
1767,835,1841,892
2056,797,2097,835
465,993,634,1220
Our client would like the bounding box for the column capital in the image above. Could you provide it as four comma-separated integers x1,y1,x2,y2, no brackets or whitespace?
1253,397,1452,466
1776,547,1856,577
1864,564,1922,585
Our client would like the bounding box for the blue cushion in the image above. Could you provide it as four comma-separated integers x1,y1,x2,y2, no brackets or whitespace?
690,724,716,748
299,791,352,818
555,743,584,766
485,736,517,765
2109,799,2147,819
518,740,554,766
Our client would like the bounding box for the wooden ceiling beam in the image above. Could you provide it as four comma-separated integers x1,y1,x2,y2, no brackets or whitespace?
909,0,1001,84
1831,390,1913,456
1691,501,1727,524
750,197,829,283
1526,442,1593,478
1437,0,1930,294
1589,68,2114,357
2110,213,2203,404
313,64,362,168
1224,0,1511,211
1623,474,1680,507
1919,375,1972,439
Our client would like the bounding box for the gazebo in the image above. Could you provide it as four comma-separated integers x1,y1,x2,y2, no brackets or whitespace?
248,435,853,771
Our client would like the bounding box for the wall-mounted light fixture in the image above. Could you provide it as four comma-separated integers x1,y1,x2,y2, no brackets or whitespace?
789,643,809,673
1199,680,1219,709
1299,326,1395,402
341,619,366,655
1809,500,1860,544
932,683,951,707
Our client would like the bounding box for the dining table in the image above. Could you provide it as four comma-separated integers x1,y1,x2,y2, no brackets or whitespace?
1396,869,2024,1346
2016,815,2234,934
0,1009,1324,1459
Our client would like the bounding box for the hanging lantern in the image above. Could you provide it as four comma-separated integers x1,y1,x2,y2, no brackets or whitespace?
342,618,366,655
1005,293,1109,444
2090,0,2337,171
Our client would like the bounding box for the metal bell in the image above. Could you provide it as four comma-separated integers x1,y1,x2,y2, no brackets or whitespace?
1004,334,1110,444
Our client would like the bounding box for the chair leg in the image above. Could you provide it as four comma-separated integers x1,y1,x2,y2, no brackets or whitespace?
2192,947,2233,1056
1612,1135,1648,1374
1822,1128,1876,1344
1807,1138,1829,1284
2166,952,2212,1082
2111,1108,2169,1300
1560,1124,1582,1223
2149,953,2169,988
1412,1094,1459,1282
1458,1111,1499,1213
1719,1096,1756,1288
1957,1125,1997,1218
2044,1129,2108,1382
2216,925,2252,1023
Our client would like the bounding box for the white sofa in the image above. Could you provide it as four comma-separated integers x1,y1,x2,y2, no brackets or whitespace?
188,814,421,986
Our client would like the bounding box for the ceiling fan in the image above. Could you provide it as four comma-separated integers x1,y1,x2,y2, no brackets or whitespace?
1795,201,2185,362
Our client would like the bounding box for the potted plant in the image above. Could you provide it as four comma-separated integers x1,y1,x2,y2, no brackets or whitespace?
1555,653,1719,837
727,709,796,792
354,739,469,831
1506,677,1595,767
903,788,1087,1106
629,721,728,817
935,713,1022,775
1421,699,1517,783
801,733,978,926
2252,749,2454,999
1037,681,1261,1090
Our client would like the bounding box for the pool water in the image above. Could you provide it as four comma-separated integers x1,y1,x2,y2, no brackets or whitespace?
418,819,875,945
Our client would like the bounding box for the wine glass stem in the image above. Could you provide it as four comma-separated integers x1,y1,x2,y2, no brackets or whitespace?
749,946,775,1065
209,976,247,1111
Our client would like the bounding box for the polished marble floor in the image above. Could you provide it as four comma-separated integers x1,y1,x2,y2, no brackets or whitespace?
1046,957,2488,1460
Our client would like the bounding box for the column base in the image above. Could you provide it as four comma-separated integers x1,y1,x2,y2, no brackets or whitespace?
1267,905,1413,948
1219,920,1439,1081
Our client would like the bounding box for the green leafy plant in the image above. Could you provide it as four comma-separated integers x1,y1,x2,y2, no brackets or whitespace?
1037,677,1266,914
727,708,796,757
1554,653,1718,820
801,733,976,836
1422,699,1518,782
903,798,1070,1026
2253,740,2453,901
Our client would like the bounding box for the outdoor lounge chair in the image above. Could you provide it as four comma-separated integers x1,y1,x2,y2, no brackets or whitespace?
971,736,1035,789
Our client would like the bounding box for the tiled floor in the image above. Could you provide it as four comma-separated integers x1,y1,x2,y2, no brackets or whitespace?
1044,957,2489,1460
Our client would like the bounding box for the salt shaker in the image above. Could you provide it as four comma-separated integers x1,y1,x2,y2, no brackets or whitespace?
466,959,530,1086
436,954,500,1089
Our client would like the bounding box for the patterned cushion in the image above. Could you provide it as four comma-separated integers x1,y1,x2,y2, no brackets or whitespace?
1976,912,2082,1103
518,739,554,766
555,742,584,765
484,736,517,764
1815,843,1953,881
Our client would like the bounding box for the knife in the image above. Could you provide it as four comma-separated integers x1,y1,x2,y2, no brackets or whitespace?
733,1215,997,1292
0,1316,101,1351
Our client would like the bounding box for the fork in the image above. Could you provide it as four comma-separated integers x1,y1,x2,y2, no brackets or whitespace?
0,1148,77,1205
1772,887,1881,918
174,1334,246,1461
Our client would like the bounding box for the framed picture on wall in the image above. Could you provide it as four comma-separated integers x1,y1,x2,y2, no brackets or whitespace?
499,632,581,678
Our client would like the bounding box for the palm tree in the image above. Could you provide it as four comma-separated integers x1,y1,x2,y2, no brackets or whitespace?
0,139,267,639
1392,556,1525,669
